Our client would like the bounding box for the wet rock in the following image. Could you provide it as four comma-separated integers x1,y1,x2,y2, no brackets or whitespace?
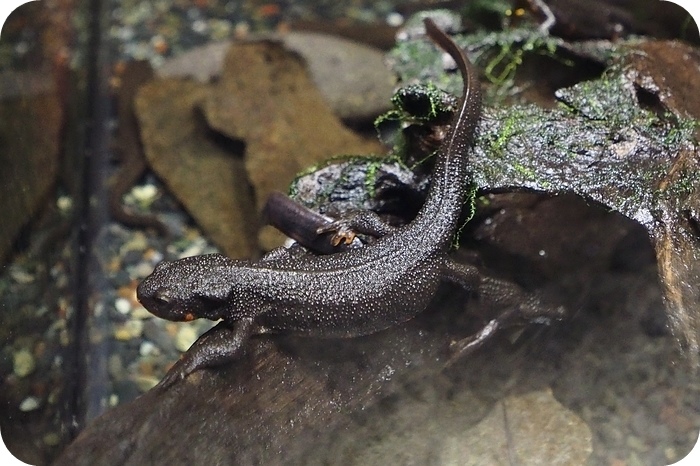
468,193,633,284
281,32,395,123
618,40,700,122
290,157,424,218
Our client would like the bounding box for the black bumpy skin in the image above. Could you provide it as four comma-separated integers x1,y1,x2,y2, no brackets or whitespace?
138,19,545,389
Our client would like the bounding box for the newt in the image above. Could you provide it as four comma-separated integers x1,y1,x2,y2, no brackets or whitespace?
138,18,556,389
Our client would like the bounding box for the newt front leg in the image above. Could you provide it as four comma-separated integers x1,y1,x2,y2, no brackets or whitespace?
157,319,255,389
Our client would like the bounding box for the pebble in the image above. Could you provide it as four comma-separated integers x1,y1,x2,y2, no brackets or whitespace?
175,325,199,352
107,354,126,381
665,446,680,462
130,184,158,205
626,434,649,452
35,305,49,317
134,374,160,392
178,239,208,258
143,248,164,264
114,297,132,315
56,195,73,212
114,320,144,341
92,301,105,318
42,433,61,446
139,341,159,357
132,261,156,279
142,319,178,353
120,232,149,254
13,348,36,378
385,12,404,27
19,396,40,412
122,249,144,266
9,267,35,284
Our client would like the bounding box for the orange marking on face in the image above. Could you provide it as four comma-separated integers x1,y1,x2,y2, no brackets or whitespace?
184,313,195,322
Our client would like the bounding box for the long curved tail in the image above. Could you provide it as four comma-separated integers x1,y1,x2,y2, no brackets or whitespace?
410,18,482,247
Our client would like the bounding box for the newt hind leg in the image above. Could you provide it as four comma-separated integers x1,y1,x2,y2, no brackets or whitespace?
441,258,566,364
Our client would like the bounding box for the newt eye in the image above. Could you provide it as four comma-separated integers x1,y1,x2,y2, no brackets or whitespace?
153,292,171,307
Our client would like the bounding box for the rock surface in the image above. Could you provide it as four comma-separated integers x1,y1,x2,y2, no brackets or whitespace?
281,32,396,123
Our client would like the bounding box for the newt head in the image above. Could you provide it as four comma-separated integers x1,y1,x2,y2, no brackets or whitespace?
136,253,236,322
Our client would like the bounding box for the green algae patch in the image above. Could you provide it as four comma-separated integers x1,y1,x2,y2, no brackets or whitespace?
469,70,699,231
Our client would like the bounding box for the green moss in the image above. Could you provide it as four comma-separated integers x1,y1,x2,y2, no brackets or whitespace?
379,84,457,126
374,83,458,164
453,182,478,248
663,116,699,147
487,108,526,157
362,157,407,197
